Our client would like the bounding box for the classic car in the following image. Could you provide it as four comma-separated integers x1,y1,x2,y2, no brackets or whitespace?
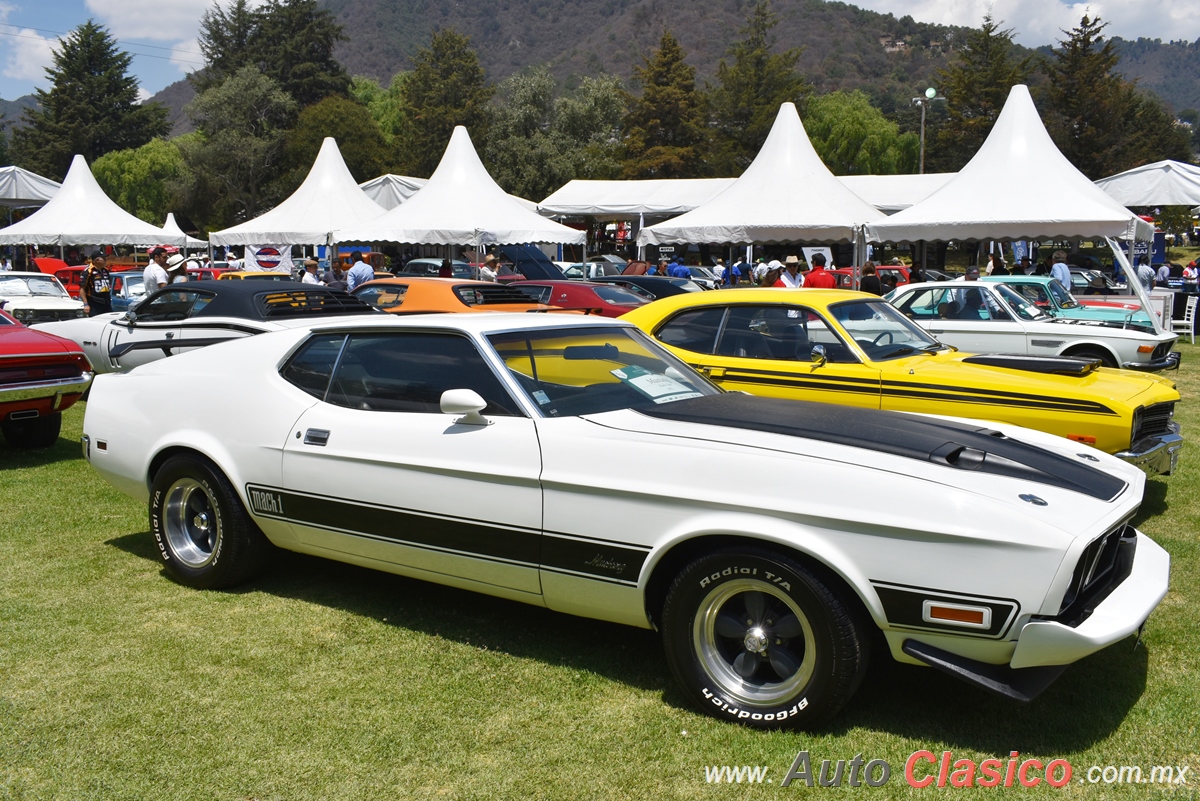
591,274,703,300
886,280,1179,371
621,288,1182,475
0,271,87,324
399,258,478,280
353,276,566,315
561,262,624,280
81,313,1169,728
109,270,146,312
216,271,293,281
982,275,1155,329
830,265,910,290
32,280,379,374
0,307,93,448
510,279,648,318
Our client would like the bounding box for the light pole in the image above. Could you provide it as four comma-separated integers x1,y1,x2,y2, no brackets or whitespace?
912,87,945,175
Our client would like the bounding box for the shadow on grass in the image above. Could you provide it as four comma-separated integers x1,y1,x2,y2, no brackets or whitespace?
107,530,1150,748
1134,478,1170,523
0,435,85,470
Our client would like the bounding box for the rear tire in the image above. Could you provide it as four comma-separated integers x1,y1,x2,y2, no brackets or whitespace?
1,412,61,448
149,455,269,589
661,547,869,729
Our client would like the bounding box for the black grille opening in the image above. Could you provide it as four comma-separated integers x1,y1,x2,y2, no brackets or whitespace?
1133,402,1175,442
1057,524,1137,626
1152,343,1172,361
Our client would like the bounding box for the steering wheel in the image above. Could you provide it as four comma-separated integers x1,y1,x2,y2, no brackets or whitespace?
871,331,894,346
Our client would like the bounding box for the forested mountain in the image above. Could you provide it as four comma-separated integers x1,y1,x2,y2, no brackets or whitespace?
1111,37,1200,111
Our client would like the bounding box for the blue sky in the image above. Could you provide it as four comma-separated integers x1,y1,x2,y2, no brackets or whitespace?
1,0,1198,102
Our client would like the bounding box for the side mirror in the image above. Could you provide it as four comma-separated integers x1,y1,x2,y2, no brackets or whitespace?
441,388,490,426
125,311,137,325
810,344,827,366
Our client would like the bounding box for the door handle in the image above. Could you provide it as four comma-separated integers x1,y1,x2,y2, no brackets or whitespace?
303,429,330,446
698,365,726,378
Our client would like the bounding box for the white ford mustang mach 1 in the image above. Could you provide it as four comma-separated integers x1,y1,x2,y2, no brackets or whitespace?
81,313,1170,728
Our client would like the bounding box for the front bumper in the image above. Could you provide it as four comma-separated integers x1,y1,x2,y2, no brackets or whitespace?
1009,531,1170,669
1116,422,1183,476
1122,350,1181,371
0,372,94,410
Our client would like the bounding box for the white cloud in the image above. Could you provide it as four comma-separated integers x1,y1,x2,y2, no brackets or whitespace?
0,3,16,25
170,37,202,73
84,0,268,41
847,0,1200,46
2,27,57,81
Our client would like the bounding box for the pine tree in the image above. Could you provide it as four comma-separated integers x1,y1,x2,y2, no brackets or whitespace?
621,30,708,179
931,13,1031,171
194,0,258,94
398,29,494,177
11,21,168,180
707,1,809,175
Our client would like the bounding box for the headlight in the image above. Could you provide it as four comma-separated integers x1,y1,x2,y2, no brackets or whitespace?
13,308,32,321
75,309,87,318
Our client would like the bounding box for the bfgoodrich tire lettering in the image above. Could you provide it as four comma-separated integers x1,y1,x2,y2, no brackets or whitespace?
149,455,269,589
662,547,869,729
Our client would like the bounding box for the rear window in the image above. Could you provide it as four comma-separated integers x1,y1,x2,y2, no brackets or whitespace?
453,285,538,306
256,289,379,319
593,286,644,306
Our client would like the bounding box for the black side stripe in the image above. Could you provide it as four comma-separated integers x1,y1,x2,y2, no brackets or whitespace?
871,581,1020,640
244,485,647,585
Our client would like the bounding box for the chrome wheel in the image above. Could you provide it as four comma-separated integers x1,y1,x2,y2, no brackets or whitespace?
693,578,816,707
163,477,221,569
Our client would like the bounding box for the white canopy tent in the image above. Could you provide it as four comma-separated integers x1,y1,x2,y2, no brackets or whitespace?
638,103,884,249
838,173,955,214
539,179,737,220
866,85,1154,244
0,155,184,246
161,213,207,249
1094,160,1200,207
358,174,428,210
337,126,585,247
210,137,387,247
0,165,61,208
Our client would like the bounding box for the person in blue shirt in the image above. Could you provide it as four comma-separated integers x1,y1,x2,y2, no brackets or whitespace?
670,259,690,279
346,251,376,291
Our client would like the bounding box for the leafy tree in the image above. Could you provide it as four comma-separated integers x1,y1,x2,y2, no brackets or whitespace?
621,30,709,179
707,1,809,175
554,75,626,180
274,95,390,198
194,0,349,106
11,21,169,180
806,91,919,174
1110,85,1193,170
351,73,409,143
931,13,1031,171
180,66,298,227
399,29,494,177
485,68,569,199
92,138,190,224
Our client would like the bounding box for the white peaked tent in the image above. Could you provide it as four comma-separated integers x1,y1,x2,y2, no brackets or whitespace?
360,174,428,210
1094,160,1200,207
838,173,955,214
210,137,386,246
161,213,207,249
0,165,61,208
638,103,885,246
539,179,737,219
337,126,585,246
866,85,1154,244
0,155,184,246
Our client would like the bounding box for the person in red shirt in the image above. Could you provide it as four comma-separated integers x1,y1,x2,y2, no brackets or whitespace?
804,253,836,288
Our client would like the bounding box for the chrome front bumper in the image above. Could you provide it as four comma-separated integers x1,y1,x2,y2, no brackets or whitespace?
0,372,94,410
1116,422,1183,476
1122,351,1181,371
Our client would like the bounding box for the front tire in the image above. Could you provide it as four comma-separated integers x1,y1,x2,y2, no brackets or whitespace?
1066,347,1116,368
661,548,869,729
1,412,61,448
149,456,269,589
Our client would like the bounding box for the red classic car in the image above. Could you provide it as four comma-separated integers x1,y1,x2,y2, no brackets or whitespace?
0,307,94,448
509,279,649,318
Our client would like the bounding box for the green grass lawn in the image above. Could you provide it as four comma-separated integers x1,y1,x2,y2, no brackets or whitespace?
3,347,1199,800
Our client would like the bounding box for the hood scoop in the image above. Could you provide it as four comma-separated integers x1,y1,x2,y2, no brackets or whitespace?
961,353,1100,376
636,394,1126,501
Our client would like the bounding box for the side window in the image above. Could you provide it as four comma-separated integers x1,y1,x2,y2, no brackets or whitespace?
718,306,856,363
954,288,1011,321
514,285,551,304
280,334,347,399
893,288,947,320
656,307,726,354
326,333,518,416
134,290,208,322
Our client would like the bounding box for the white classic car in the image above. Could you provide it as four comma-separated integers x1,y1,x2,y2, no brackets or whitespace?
0,271,86,324
81,314,1170,727
886,280,1179,371
33,279,379,373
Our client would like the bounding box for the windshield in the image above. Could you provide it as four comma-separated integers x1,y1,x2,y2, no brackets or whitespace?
1047,280,1079,309
0,275,70,298
993,283,1050,321
828,299,944,360
487,326,719,417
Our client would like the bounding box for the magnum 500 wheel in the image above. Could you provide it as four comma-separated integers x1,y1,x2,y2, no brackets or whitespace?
149,456,269,589
661,547,869,729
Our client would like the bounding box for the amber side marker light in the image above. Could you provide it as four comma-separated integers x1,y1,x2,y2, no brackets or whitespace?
1067,434,1097,444
922,600,991,629
1137,345,1155,354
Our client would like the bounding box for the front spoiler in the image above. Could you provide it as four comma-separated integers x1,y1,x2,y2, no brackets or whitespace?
1122,351,1181,371
1116,422,1183,476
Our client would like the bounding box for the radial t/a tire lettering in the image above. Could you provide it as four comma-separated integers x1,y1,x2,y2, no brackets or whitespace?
661,547,869,729
149,455,269,589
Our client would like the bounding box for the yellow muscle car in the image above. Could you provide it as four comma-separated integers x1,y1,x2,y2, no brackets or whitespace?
622,289,1182,476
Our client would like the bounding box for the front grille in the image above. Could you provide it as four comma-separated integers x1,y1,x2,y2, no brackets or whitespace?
1133,402,1175,442
1153,342,1172,361
1057,524,1137,625
22,309,79,323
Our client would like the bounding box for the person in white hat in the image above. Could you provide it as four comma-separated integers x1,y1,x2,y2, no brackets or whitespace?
166,253,189,283
778,255,804,288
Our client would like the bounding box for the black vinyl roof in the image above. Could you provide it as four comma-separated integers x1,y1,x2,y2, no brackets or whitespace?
145,280,382,321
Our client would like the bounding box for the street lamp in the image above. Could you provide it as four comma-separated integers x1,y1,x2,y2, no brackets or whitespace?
912,87,945,175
